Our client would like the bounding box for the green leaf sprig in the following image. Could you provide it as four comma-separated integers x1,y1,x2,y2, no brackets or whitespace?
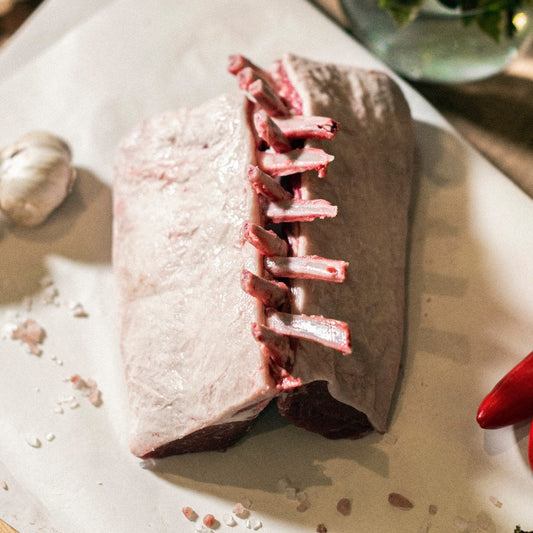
378,0,532,41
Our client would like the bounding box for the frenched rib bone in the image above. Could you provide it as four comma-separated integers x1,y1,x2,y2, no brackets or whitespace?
264,199,337,223
251,323,294,368
247,165,292,201
258,148,334,178
266,310,352,355
254,110,292,153
248,78,290,117
264,255,347,283
243,222,289,256
272,115,339,140
240,270,290,309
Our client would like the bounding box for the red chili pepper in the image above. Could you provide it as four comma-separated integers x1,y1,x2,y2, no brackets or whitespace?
529,419,533,470
476,350,533,470
477,350,533,429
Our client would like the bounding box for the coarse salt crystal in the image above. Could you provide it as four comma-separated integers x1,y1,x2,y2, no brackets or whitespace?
69,302,88,318
54,406,64,414
202,514,215,528
222,513,236,527
387,492,413,510
233,502,249,519
336,497,351,516
12,318,45,355
25,435,41,448
1,481,8,491
489,495,502,508
182,506,197,521
45,433,55,442
251,518,262,530
296,500,310,512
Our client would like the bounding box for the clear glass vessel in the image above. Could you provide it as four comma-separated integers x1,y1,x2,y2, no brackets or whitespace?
340,0,533,83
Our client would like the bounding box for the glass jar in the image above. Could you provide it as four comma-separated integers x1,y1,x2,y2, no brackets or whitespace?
340,0,533,83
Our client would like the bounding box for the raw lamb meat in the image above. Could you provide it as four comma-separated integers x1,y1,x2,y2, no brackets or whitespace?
113,53,414,458
269,55,415,438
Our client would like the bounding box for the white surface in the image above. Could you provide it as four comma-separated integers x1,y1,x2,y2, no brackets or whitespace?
0,1,532,532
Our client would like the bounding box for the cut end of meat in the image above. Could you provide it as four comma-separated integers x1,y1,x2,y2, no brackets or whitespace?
137,418,256,458
277,381,373,439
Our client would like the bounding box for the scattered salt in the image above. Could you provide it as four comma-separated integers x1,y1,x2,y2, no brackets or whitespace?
388,492,413,510
233,502,249,519
489,495,502,508
202,514,215,528
296,500,310,512
54,406,64,414
182,506,197,521
251,518,262,530
69,302,88,318
336,497,351,516
1,481,8,491
45,433,55,442
11,318,45,355
70,374,102,407
222,513,236,527
25,435,41,448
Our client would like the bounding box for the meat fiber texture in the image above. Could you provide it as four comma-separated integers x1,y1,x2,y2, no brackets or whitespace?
113,94,277,458
276,55,414,436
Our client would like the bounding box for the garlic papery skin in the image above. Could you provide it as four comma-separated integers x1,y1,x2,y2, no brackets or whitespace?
0,131,77,227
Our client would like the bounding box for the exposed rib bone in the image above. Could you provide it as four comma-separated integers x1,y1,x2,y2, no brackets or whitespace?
266,310,352,355
248,78,289,117
252,323,294,367
264,255,347,283
227,55,273,84
243,222,289,256
272,115,339,140
240,270,290,309
264,199,337,223
247,165,292,201
254,110,292,152
258,148,334,178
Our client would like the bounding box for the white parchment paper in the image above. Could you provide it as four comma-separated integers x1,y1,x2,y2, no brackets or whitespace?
0,1,532,531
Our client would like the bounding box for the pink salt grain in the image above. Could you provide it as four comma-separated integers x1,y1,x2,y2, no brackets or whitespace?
316,524,327,533
182,506,197,521
203,514,215,527
12,318,45,355
388,492,414,510
336,497,351,516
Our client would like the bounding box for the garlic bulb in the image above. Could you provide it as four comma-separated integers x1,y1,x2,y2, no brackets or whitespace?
0,131,77,227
